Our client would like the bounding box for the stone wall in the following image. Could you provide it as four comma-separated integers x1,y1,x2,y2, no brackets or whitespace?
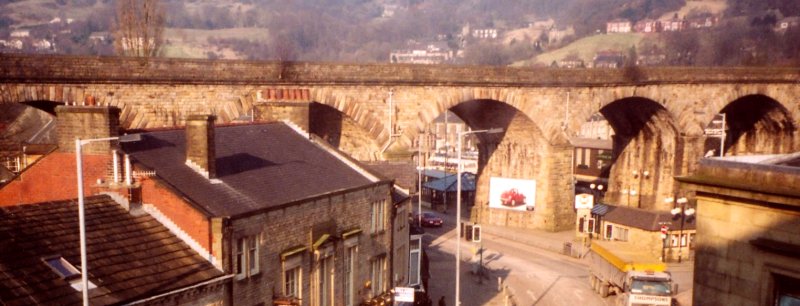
55,106,120,154
228,183,394,306
680,159,800,306
2,54,799,86
4,55,800,232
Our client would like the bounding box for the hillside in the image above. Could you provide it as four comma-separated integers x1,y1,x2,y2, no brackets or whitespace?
658,0,728,19
517,33,645,67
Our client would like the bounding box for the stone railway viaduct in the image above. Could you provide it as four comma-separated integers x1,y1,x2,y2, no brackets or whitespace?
2,54,799,231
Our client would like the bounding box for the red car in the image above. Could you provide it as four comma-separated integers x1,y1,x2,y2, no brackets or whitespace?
415,213,443,227
500,188,526,207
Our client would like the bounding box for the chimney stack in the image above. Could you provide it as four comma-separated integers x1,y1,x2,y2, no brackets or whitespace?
55,106,120,154
185,114,216,179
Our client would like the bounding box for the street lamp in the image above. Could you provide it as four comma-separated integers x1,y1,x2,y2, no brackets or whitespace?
668,197,694,263
455,127,502,306
589,183,604,204
621,188,636,206
75,134,141,306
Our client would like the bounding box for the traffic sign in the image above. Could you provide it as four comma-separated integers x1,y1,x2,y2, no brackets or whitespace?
394,287,415,302
574,193,594,209
660,225,669,235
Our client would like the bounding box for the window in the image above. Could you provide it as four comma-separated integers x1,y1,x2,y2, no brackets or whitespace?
343,233,359,306
606,224,613,239
249,236,259,275
236,238,245,276
584,149,591,166
42,256,97,292
613,226,629,241
371,255,387,296
44,257,80,279
318,253,334,306
285,266,302,298
670,234,690,247
409,236,422,286
237,234,260,279
282,250,304,299
371,200,386,233
344,246,358,306
774,273,800,306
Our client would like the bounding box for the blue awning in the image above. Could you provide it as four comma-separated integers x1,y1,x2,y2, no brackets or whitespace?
591,203,610,216
423,172,476,192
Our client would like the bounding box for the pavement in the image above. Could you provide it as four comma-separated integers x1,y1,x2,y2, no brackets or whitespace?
418,202,694,306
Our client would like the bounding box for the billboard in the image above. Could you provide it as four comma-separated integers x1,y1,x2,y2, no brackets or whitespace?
489,177,536,211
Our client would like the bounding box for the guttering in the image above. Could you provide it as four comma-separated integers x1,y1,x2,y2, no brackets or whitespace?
123,274,234,305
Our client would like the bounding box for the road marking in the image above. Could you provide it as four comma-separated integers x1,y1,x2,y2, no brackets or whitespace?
526,290,537,301
574,290,584,301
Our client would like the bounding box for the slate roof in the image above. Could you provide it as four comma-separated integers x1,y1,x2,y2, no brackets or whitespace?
593,203,695,231
422,172,476,192
123,122,378,217
422,169,449,179
0,195,224,305
364,161,416,190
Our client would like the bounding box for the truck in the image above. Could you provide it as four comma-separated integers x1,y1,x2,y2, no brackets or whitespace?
588,240,675,306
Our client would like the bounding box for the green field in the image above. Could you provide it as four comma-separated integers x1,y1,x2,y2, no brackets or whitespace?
163,27,271,59
516,33,646,67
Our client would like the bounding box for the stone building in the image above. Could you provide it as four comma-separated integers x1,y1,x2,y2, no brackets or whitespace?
588,203,696,262
677,154,800,305
0,106,410,306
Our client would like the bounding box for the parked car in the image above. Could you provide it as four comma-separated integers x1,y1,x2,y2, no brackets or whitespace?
500,188,526,207
415,212,443,227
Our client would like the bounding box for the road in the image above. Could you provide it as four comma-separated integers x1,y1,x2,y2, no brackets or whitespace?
422,210,614,306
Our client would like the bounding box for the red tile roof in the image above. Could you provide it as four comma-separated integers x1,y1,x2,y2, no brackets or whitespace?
0,195,225,305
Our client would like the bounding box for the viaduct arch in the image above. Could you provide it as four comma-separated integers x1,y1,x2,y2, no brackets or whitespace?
1,54,799,231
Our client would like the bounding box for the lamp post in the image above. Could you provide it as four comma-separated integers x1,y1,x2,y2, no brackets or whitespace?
75,134,141,306
417,130,429,227
668,197,693,263
455,127,502,306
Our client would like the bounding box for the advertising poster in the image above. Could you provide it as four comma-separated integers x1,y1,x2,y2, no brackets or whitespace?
489,177,536,211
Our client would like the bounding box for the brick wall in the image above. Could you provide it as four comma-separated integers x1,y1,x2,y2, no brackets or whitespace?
139,176,213,258
0,152,110,206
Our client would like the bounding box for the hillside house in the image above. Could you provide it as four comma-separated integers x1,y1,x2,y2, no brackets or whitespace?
10,29,30,38
390,42,453,64
559,55,585,68
776,16,800,32
634,19,661,33
661,18,686,32
89,32,110,42
637,51,667,66
592,51,624,68
472,28,498,39
606,19,632,33
687,16,719,29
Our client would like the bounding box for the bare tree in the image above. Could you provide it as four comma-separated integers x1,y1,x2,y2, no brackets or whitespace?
114,0,165,57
